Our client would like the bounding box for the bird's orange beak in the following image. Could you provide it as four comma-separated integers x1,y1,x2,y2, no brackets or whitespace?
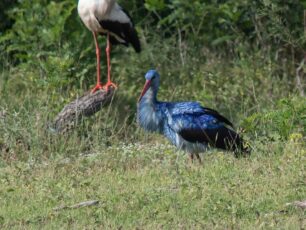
138,80,151,102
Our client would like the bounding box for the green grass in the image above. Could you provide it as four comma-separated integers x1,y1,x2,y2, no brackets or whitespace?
0,50,305,228
0,141,305,229
0,15,305,228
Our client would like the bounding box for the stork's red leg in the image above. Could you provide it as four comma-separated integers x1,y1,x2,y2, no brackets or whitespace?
104,33,117,90
91,32,103,93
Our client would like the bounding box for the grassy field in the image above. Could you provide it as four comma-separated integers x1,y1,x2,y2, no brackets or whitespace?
0,1,305,227
0,52,305,228
0,135,305,228
0,53,305,229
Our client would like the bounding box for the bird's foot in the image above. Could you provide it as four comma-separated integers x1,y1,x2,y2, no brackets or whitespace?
103,81,117,91
91,84,104,93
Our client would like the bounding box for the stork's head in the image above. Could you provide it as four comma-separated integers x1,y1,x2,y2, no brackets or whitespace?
138,70,160,102
144,69,160,80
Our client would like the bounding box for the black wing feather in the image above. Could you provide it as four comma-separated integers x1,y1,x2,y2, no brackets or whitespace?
179,126,243,152
202,107,234,127
98,19,141,52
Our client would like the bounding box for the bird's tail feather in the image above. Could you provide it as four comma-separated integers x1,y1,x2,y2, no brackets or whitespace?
212,127,250,156
127,26,141,52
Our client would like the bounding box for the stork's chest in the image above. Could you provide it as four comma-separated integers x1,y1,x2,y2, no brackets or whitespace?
78,0,108,32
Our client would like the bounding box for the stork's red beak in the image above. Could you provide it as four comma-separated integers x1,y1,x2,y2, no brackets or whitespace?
138,80,151,102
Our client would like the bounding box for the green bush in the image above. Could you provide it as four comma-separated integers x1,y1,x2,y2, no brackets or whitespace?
243,97,306,140
144,0,305,53
0,0,92,92
0,0,17,34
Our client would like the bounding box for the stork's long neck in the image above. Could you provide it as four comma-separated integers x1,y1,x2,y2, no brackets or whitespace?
141,87,157,104
138,87,163,133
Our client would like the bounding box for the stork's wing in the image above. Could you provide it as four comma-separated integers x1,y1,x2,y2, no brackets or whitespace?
168,112,242,152
99,20,141,52
201,107,234,128
166,102,233,127
97,5,141,52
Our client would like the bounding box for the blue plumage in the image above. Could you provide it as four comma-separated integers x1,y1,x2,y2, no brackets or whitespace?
137,70,247,162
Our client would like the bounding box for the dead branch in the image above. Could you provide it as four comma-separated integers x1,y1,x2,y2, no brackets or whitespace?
49,87,115,133
286,200,306,209
53,200,100,211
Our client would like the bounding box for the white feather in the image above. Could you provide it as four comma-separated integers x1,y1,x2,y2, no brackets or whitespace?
78,0,131,33
107,4,131,24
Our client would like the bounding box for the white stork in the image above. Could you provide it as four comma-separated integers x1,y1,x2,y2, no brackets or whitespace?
78,0,141,92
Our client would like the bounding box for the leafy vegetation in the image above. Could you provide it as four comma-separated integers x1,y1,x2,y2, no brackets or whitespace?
0,0,305,228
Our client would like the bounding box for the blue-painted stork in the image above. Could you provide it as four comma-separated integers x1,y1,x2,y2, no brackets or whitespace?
78,0,141,93
137,70,248,163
